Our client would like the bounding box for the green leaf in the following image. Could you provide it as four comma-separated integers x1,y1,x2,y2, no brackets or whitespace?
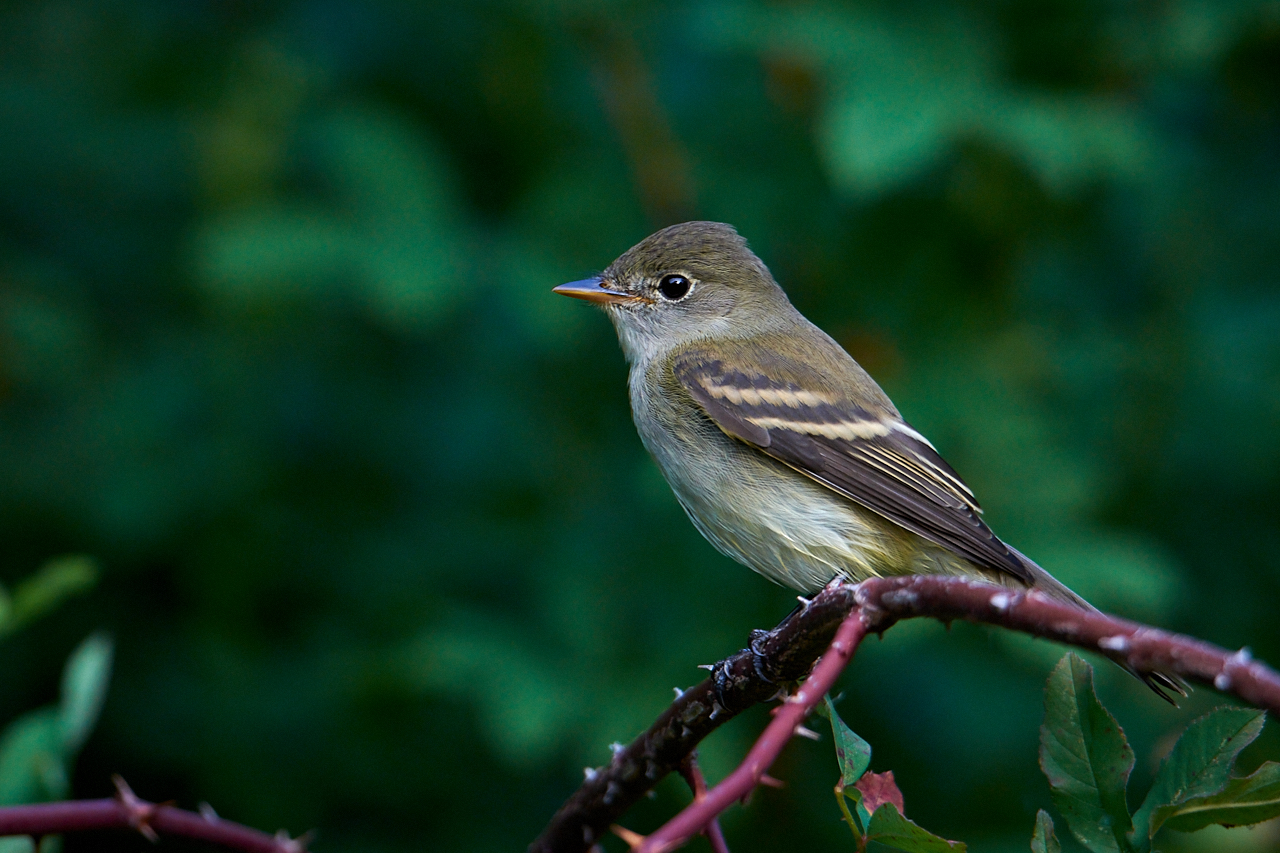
59,633,114,753
866,803,967,852
0,707,67,805
1131,706,1265,840
0,838,37,853
1031,809,1061,853
1161,761,1280,832
821,694,871,785
4,556,97,635
1039,654,1136,853
0,634,113,807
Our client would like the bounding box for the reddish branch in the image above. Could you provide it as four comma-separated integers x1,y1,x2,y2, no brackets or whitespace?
636,605,869,853
0,776,306,853
674,756,729,853
530,575,1280,853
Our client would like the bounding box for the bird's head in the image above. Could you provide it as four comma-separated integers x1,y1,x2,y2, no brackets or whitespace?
554,221,795,363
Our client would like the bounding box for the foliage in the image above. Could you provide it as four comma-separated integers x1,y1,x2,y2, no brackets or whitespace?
0,634,113,807
0,559,109,853
1032,810,1061,853
0,557,96,641
1,0,1278,850
820,697,965,851
1039,654,1280,852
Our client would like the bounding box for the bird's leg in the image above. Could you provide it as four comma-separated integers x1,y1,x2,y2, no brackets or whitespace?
748,628,774,683
709,628,779,711
710,593,820,709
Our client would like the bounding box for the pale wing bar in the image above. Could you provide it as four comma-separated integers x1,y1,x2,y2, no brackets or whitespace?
675,354,1031,583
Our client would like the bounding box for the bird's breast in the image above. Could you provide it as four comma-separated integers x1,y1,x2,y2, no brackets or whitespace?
627,360,914,592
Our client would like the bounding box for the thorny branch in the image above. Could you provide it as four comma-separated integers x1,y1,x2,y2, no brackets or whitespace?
672,755,729,853
530,574,1280,853
0,775,308,853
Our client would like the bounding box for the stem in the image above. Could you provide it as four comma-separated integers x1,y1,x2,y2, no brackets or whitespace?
0,776,305,853
636,607,868,853
531,576,1280,853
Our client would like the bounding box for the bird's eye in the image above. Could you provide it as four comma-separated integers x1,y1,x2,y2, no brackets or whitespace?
658,274,692,301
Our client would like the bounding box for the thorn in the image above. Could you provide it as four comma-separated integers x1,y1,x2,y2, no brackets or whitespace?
112,775,160,843
1231,647,1253,666
198,802,218,821
584,767,600,781
697,663,715,671
611,824,647,849
673,686,685,699
610,742,626,756
989,592,1011,612
796,595,811,608
794,724,821,741
1215,672,1232,691
758,773,785,788
603,781,622,805
274,829,311,853
1098,635,1130,652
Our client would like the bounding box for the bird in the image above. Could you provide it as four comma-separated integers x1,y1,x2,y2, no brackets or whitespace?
554,220,1182,700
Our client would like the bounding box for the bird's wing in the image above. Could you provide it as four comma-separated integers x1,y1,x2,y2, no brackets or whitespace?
673,349,1032,583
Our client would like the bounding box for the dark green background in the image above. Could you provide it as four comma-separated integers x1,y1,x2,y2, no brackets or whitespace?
2,1,1278,851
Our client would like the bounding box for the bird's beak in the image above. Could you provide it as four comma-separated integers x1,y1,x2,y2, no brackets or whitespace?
553,277,639,305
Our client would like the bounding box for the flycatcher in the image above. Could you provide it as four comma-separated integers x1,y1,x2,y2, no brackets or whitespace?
555,221,1179,698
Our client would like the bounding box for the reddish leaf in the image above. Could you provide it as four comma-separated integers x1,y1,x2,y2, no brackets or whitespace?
855,770,905,815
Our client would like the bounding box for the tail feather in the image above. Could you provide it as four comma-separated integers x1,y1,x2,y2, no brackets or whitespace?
1008,546,1189,705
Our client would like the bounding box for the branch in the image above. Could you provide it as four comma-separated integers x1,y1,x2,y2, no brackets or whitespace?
635,603,868,853
0,776,307,853
674,755,730,853
528,584,858,853
530,575,1280,853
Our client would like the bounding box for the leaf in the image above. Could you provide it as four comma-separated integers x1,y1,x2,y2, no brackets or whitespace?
1161,761,1280,832
59,633,114,753
1039,654,1136,853
821,694,871,785
4,556,97,635
0,634,113,806
0,838,37,853
0,707,67,805
1031,809,1061,853
866,803,967,852
856,770,905,815
1131,706,1265,840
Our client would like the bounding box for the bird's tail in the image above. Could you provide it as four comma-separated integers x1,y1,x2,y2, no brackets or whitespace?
1009,546,1188,704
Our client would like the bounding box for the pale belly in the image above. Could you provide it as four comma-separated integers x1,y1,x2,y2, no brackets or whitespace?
631,381,973,592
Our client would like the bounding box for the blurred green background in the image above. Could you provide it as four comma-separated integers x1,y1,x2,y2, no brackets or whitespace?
1,1,1278,851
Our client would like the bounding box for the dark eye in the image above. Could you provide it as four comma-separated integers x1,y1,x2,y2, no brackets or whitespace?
658,274,692,301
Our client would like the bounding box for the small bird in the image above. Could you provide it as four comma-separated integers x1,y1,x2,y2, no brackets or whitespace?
555,221,1181,699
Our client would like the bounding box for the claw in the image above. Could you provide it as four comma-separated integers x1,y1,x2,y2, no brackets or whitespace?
711,658,735,709
748,629,776,684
